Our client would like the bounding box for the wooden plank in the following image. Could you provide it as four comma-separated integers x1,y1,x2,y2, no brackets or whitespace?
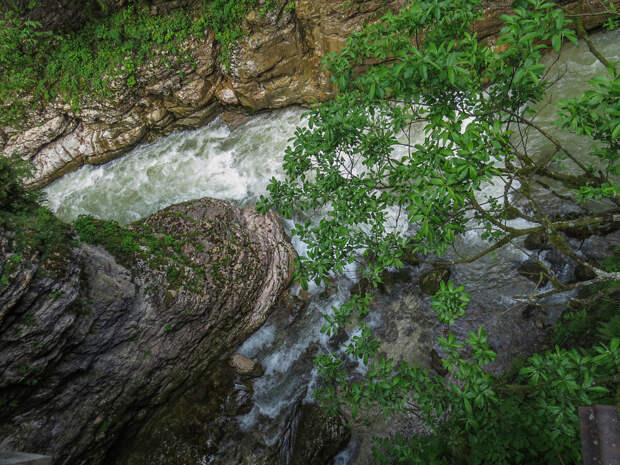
580,406,601,465
580,405,620,465
595,405,620,465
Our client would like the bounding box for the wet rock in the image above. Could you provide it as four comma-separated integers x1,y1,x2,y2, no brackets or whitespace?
579,230,620,265
230,353,264,377
221,110,252,130
544,248,569,267
288,403,351,465
419,267,451,295
275,290,311,327
574,263,597,282
523,231,549,250
517,260,549,286
521,304,537,319
110,360,259,465
0,198,296,465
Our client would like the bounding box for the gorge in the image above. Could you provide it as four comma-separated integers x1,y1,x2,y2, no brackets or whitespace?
1,1,619,465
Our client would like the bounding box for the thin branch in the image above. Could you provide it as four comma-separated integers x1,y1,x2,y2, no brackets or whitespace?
505,110,597,179
513,273,620,302
575,14,617,75
564,11,620,17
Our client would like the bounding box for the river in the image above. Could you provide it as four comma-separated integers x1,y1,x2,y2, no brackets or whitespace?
44,28,620,465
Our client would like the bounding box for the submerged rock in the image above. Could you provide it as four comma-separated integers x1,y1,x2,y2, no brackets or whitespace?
0,198,296,465
419,267,450,295
523,231,550,251
517,260,549,286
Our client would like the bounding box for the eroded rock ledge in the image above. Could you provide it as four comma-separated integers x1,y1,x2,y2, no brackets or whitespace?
0,198,296,465
1,0,608,187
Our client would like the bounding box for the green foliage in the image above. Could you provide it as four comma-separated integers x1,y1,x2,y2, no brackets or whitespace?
196,0,259,67
598,315,620,341
258,0,592,288
260,0,620,463
0,154,43,210
73,216,142,262
431,280,470,326
0,0,261,126
0,253,24,287
0,155,70,268
72,215,209,291
557,72,620,202
553,247,620,348
317,299,619,464
4,206,71,259
0,11,53,126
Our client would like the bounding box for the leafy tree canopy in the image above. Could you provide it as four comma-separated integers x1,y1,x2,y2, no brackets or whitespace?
259,0,620,462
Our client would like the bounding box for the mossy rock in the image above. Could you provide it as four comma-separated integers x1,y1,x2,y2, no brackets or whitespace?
419,267,450,296
523,231,549,251
517,260,549,286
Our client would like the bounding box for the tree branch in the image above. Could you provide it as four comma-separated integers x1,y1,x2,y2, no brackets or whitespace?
505,110,598,179
575,1,618,75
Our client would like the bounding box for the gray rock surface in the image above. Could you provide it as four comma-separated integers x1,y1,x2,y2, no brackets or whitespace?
0,198,296,465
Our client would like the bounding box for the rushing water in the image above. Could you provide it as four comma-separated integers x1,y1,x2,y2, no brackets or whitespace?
44,29,620,464
45,108,306,224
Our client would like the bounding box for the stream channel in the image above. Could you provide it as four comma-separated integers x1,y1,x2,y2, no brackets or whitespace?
44,30,620,464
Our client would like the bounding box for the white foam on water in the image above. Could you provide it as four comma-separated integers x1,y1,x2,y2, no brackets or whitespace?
237,323,277,359
45,108,307,224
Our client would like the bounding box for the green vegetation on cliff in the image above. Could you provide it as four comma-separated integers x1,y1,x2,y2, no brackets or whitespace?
73,214,209,291
0,0,261,127
0,155,70,262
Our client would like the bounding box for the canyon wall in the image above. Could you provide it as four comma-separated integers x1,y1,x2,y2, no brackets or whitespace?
0,0,609,187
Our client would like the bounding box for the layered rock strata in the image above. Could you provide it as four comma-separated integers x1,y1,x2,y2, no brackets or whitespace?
0,198,296,465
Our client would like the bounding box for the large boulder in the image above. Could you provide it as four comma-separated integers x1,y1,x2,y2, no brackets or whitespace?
0,198,296,465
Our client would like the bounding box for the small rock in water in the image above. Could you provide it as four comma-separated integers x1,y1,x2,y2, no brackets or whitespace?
523,231,549,251
230,353,264,377
574,262,597,282
517,260,549,286
419,267,451,295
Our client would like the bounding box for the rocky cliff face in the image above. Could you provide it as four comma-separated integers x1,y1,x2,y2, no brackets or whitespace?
1,0,405,188
0,198,296,465
2,0,609,188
